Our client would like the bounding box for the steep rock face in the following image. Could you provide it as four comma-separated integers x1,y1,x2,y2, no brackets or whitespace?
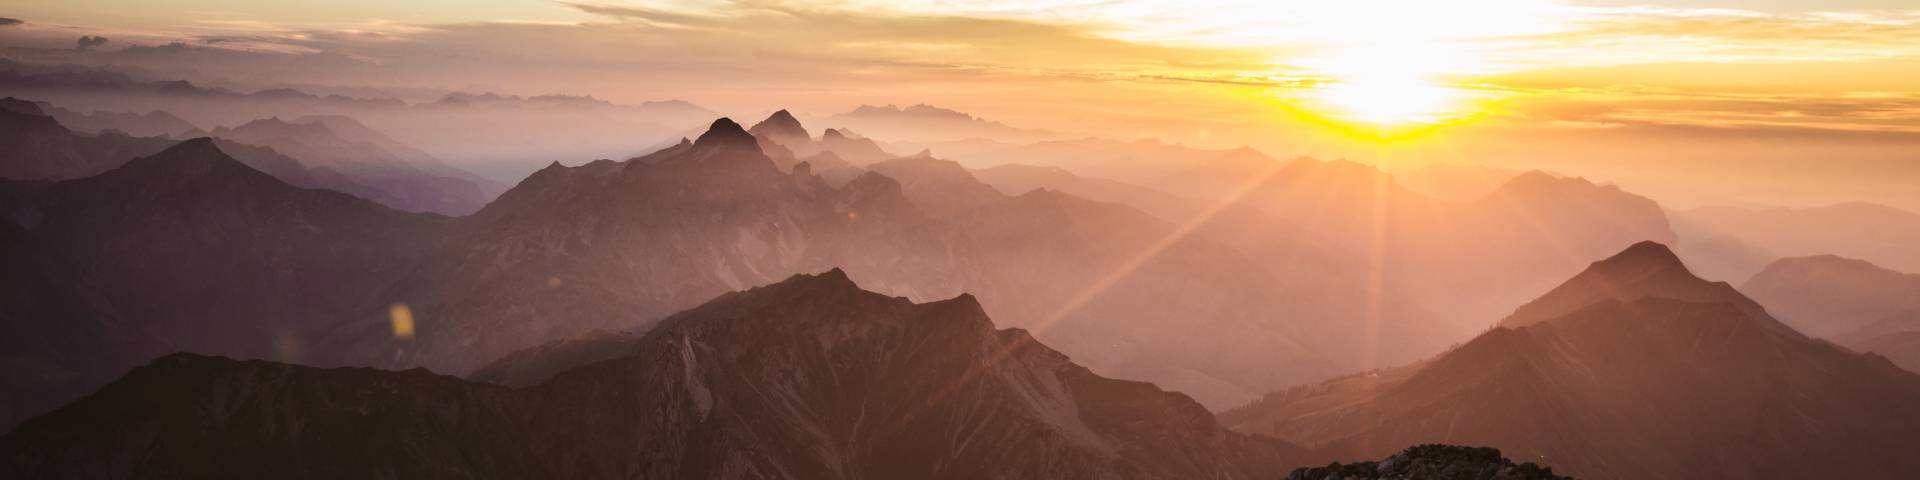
2,271,1310,479
1220,242,1920,480
1742,255,1920,337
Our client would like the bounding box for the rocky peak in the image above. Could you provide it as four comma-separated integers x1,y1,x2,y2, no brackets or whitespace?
1286,444,1570,480
691,117,759,151
1498,240,1784,332
1591,240,1690,277
747,109,809,141
112,138,254,182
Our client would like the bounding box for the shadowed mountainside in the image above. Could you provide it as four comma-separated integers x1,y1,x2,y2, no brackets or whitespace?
3,270,1311,479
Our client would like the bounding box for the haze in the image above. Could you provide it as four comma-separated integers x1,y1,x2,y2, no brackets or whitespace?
4,2,1920,479
3,0,1917,209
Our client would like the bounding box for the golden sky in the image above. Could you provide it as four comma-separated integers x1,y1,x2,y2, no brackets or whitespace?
2,0,1917,208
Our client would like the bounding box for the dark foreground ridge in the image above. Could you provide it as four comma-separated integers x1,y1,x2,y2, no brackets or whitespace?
1,270,1310,479
1288,445,1571,480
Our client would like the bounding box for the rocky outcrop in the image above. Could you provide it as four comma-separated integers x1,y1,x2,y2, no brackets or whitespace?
1287,445,1569,480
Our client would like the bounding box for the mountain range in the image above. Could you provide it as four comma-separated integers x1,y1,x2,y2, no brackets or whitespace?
2,270,1311,479
0,97,504,215
0,112,1467,431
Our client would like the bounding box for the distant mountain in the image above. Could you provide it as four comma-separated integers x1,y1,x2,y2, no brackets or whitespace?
747,108,810,143
817,128,895,165
1220,242,1920,479
210,115,502,215
865,151,1008,217
0,97,177,180
0,60,717,177
1833,311,1920,373
822,104,1053,143
1743,255,1920,338
940,138,1677,327
1667,215,1779,282
1286,445,1569,480
29,102,200,138
938,137,1282,197
1680,203,1920,274
0,138,447,430
2,270,1310,479
972,163,1194,220
1392,163,1525,202
741,110,896,171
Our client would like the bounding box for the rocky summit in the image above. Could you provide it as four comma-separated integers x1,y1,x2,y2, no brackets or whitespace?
1287,445,1570,480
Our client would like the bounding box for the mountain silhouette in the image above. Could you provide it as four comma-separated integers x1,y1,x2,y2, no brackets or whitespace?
2,270,1310,479
1220,241,1920,479
0,138,447,430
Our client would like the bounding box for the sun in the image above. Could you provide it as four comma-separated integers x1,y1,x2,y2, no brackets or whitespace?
1277,44,1493,139
1312,75,1467,126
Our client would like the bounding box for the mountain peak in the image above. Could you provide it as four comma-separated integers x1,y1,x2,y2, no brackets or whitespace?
693,117,758,149
747,109,809,140
121,137,238,174
822,128,846,140
1594,240,1687,273
1498,240,1780,329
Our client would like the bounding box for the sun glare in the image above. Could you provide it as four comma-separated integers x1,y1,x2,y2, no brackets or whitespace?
1312,75,1468,126
1279,43,1496,138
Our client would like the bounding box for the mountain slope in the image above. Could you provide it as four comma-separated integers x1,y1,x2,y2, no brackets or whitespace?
1220,242,1920,480
2,270,1310,479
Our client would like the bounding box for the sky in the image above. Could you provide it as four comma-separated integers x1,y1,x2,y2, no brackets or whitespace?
2,0,1917,209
